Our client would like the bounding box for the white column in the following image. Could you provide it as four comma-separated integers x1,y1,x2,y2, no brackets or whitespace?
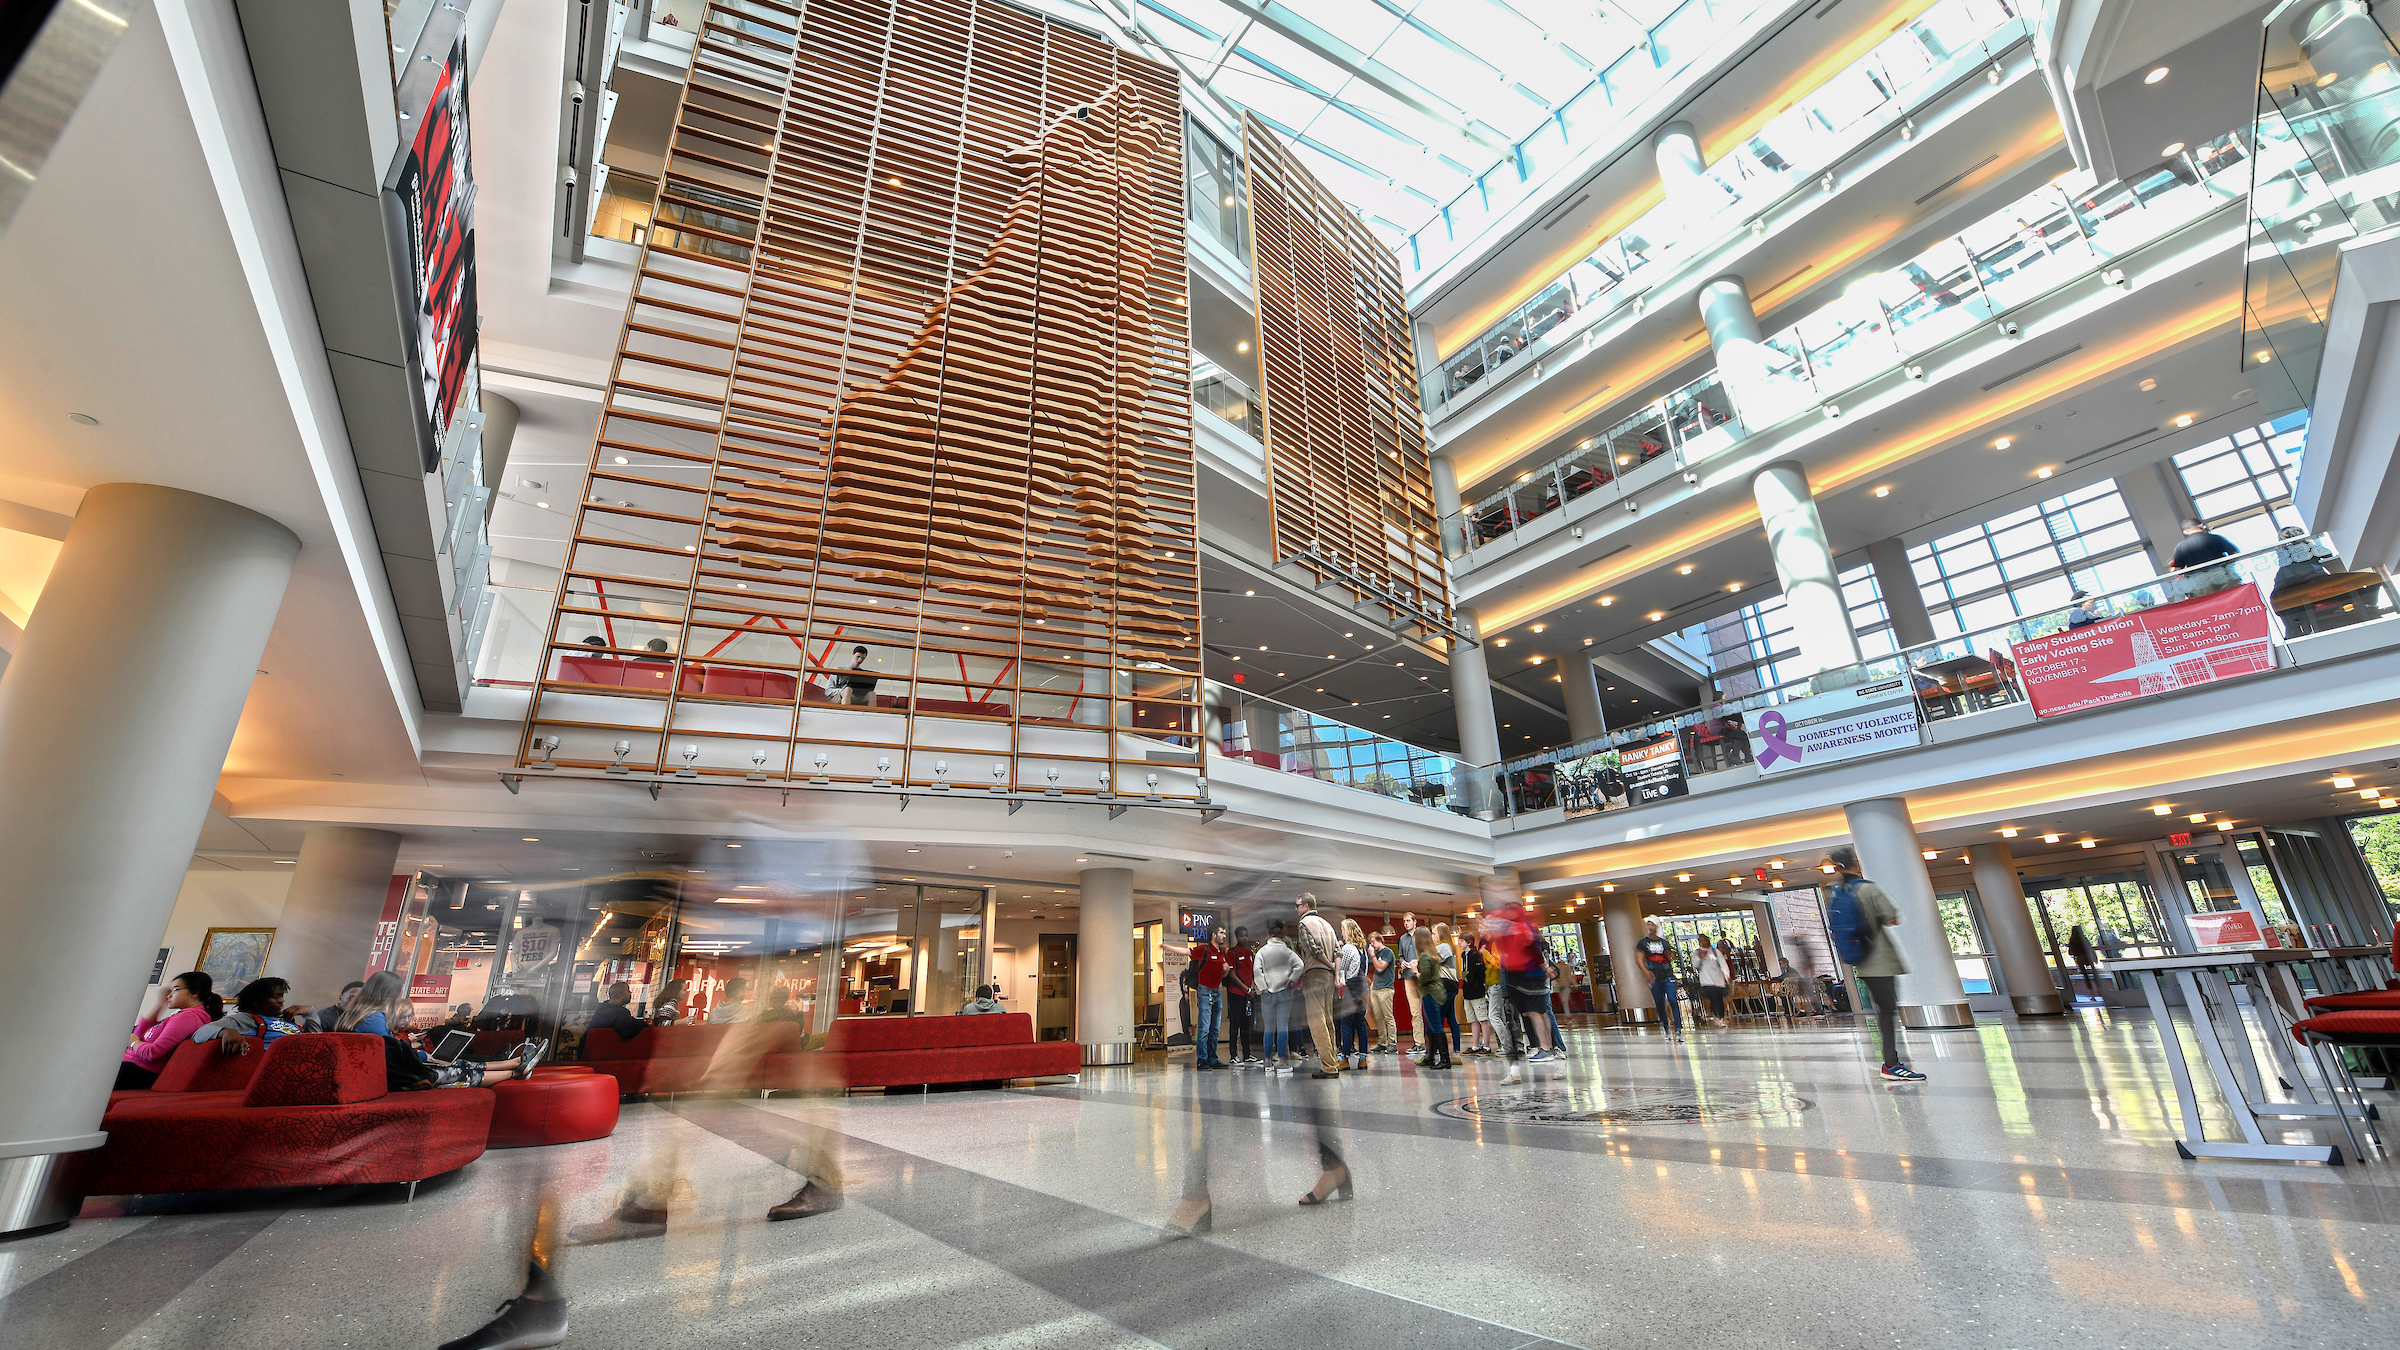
1968,843,2063,1016
1697,274,1810,426
1865,537,1934,649
1243,697,1282,762
270,826,402,1009
0,485,299,1234
2113,461,2194,573
1561,655,1606,743
1842,797,1973,1027
1602,891,1654,1023
1753,462,1863,676
1432,452,1466,556
1076,867,1135,1065
1653,120,1708,209
1750,901,1784,978
2216,839,2272,925
1449,609,1503,818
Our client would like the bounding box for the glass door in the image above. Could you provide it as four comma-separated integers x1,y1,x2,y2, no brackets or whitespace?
1134,920,1162,1037
1036,934,1076,1042
915,885,987,1016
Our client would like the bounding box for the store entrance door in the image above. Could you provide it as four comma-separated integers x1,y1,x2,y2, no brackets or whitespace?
1036,934,1077,1042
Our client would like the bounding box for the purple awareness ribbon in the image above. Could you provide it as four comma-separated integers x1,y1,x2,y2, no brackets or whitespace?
1755,710,1799,766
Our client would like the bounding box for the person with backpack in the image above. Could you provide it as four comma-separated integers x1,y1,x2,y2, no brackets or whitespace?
1633,919,1682,1041
1823,846,1926,1082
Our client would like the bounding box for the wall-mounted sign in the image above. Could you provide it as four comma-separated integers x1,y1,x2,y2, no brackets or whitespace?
1754,680,1922,775
2015,583,2275,719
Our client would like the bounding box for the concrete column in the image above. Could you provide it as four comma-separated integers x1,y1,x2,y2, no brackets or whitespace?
1698,274,1808,427
1602,890,1655,1024
1448,609,1503,818
1076,867,1135,1065
1865,537,1935,649
1243,697,1282,762
1560,656,1606,743
1968,843,2063,1016
1751,901,1784,977
1653,121,1708,208
1842,797,1973,1027
1432,452,1466,556
0,485,299,1234
270,827,402,1009
2114,461,2194,574
1753,462,1864,676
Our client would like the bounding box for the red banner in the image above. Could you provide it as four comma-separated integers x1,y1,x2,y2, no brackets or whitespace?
410,967,455,1002
2015,583,2274,719
364,875,412,978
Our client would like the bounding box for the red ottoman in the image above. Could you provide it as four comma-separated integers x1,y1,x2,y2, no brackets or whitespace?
486,1073,620,1148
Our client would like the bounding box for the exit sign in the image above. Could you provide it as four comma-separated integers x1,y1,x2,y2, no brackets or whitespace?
2169,831,2192,847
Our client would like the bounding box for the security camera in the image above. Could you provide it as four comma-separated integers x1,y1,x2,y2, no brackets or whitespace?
1996,321,2020,339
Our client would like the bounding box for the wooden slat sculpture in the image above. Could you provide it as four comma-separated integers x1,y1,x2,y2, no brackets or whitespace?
518,0,1197,791
1240,113,1449,635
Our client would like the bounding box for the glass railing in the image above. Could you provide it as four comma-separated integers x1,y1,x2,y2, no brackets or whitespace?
1427,0,2031,412
1478,535,2399,818
1192,360,1262,441
1209,680,1477,815
2242,0,2400,417
1187,116,1247,264
1403,0,1776,282
1443,126,2253,559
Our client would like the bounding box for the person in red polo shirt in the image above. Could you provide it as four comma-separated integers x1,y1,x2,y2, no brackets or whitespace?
1226,927,1258,1065
1191,933,1229,1070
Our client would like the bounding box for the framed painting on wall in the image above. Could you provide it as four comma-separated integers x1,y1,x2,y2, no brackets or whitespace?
197,927,276,994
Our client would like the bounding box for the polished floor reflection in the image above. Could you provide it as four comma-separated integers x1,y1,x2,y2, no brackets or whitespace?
11,1010,2398,1348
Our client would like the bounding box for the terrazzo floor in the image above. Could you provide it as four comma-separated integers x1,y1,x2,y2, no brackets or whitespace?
7,1009,2397,1349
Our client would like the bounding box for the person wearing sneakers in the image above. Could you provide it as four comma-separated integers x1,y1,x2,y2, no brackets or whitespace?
1293,894,1345,1079
1824,846,1926,1082
1488,901,1563,1083
1634,919,1683,1041
1253,923,1302,1074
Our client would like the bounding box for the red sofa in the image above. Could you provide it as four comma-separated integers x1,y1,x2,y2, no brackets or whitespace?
577,1014,1077,1094
74,1034,492,1197
821,1013,1080,1087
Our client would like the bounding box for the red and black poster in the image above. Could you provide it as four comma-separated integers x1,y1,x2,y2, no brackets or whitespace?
390,34,478,467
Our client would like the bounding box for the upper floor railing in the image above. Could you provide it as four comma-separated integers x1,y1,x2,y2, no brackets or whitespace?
1426,0,2030,414
1209,680,1475,816
1444,126,2253,561
1469,535,2399,819
2242,0,2400,417
1192,359,1262,442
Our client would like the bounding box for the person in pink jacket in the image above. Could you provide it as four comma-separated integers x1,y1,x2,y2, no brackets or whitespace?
117,971,223,1089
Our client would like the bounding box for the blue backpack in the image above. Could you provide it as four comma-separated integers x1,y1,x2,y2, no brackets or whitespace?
1826,877,1877,967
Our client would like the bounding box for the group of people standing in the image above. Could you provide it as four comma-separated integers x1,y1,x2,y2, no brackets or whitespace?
1184,900,1571,1085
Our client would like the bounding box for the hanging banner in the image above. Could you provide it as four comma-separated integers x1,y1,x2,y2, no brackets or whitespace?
364,875,412,977
1619,731,1688,804
389,34,479,469
1754,679,1921,775
1557,747,1627,818
2013,583,2275,719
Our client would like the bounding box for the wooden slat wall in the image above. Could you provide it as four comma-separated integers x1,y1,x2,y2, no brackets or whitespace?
1240,113,1448,633
519,0,1198,795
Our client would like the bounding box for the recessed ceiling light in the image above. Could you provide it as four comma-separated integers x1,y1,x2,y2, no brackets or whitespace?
2362,789,2382,800
2334,775,2356,788
2080,839,2097,849
2042,833,2060,844
1647,611,1665,621
1999,827,2018,838
1531,623,1546,633
614,455,629,464
2189,813,2207,823
274,859,296,864
2172,413,2194,428
726,843,742,848
1676,563,1694,575
1244,589,1254,596
1599,597,1615,606
2161,142,2185,157
2036,467,2053,479
2151,804,2171,816
1873,485,1891,497
1993,436,2012,450
1237,341,1250,353
716,896,764,903
2145,66,2169,84
521,837,539,842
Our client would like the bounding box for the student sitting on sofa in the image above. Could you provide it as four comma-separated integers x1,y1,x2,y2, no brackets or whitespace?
193,976,308,1054
959,985,1006,1014
339,971,542,1087
117,971,223,1089
588,981,647,1040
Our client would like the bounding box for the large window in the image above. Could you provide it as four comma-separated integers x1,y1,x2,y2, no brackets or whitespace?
2344,814,2400,923
1905,481,2154,639
1699,562,1887,694
2172,413,2308,554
